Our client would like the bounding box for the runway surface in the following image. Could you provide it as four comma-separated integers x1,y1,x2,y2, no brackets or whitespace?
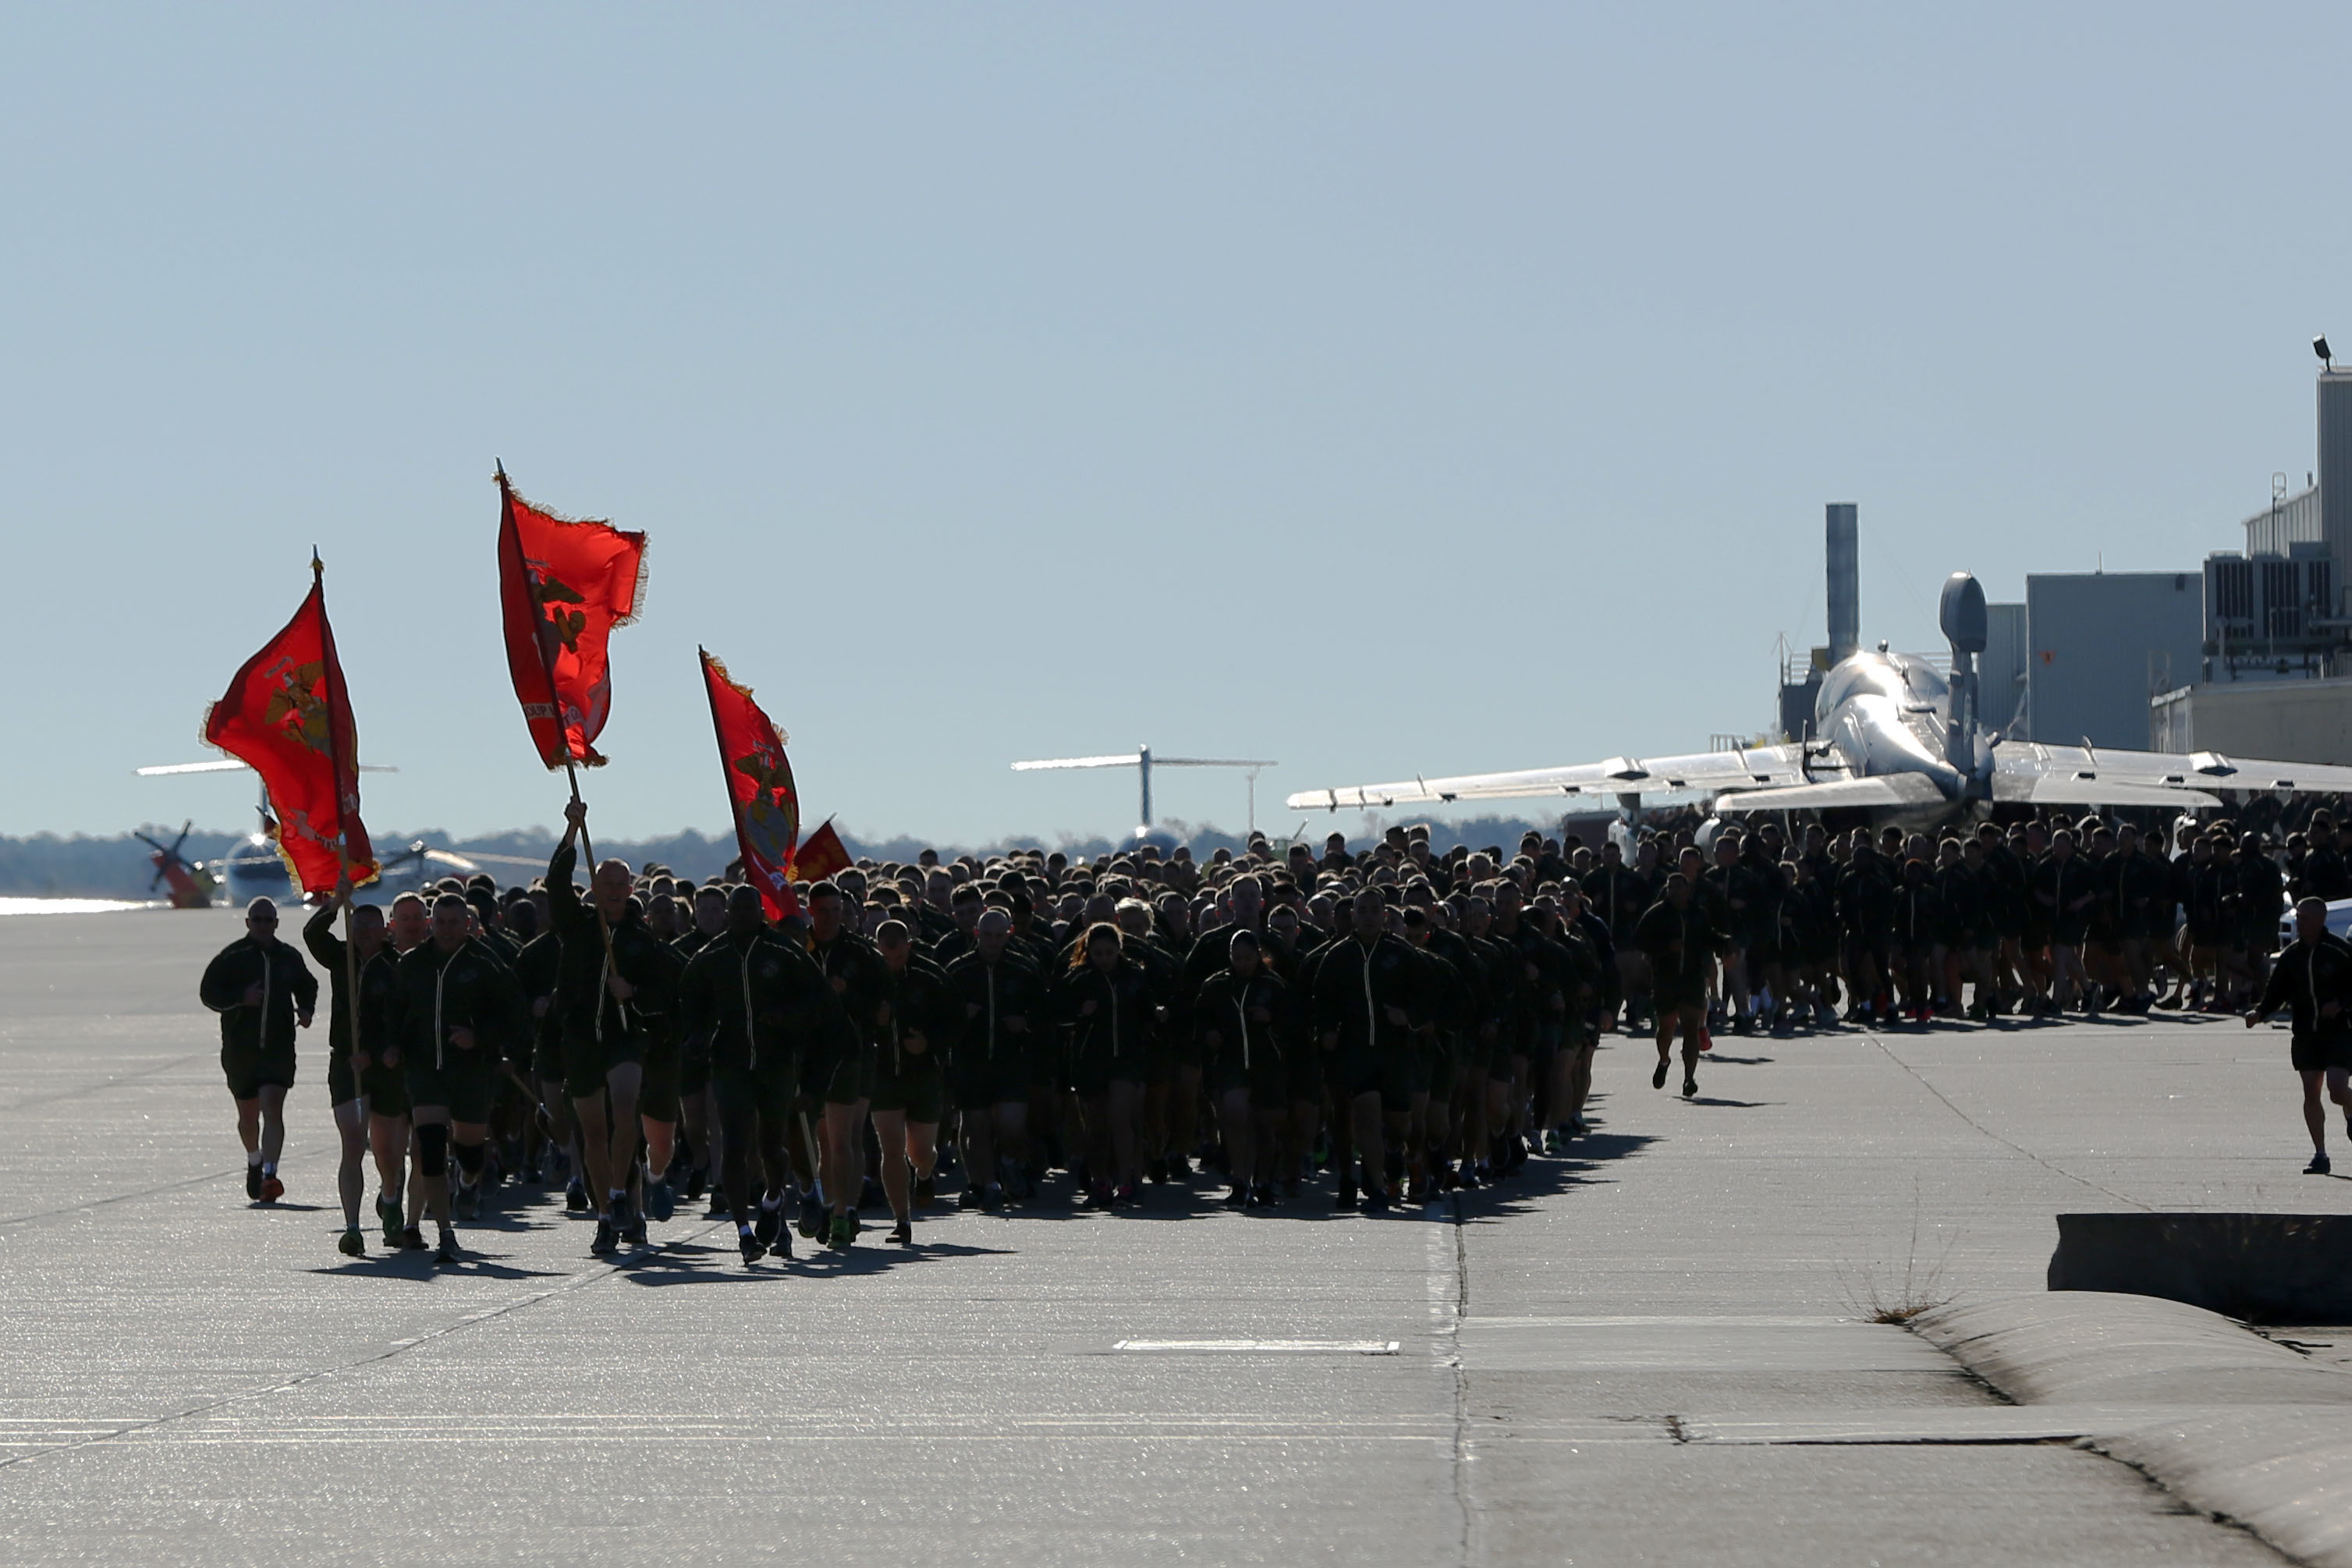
4,908,2345,1566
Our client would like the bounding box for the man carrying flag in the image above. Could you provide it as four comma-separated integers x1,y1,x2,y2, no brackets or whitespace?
496,471,667,1254
194,560,374,1211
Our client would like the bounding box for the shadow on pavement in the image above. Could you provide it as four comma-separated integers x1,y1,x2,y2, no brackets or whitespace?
303,1251,569,1282
1453,1130,1659,1225
615,1236,1013,1284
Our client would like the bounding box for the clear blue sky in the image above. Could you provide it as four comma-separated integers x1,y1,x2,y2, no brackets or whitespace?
5,5,2346,848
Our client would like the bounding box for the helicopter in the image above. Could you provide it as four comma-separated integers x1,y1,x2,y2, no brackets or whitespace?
137,760,546,906
136,758,315,907
131,821,216,910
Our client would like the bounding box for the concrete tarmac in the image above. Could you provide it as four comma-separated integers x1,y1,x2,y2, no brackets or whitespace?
4,908,2348,1566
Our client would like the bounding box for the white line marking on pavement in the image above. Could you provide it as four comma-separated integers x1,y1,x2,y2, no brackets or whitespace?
1112,1339,1400,1353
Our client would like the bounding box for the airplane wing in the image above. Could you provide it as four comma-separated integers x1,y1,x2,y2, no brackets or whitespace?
1284,744,1827,812
1990,742,2352,800
1715,775,1947,812
1991,776,2221,809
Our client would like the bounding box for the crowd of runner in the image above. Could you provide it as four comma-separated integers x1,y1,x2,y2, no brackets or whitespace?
197,802,2352,1265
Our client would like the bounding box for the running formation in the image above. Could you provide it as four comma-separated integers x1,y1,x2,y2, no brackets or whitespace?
197,804,2352,1264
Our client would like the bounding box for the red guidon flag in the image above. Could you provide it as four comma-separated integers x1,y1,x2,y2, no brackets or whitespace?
795,818,853,884
698,648,802,921
201,566,378,893
498,470,647,769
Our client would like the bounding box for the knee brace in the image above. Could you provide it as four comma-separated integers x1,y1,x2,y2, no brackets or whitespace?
416,1123,449,1178
453,1139,486,1180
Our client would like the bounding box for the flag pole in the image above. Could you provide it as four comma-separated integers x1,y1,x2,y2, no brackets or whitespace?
498,462,615,960
314,550,363,1077
697,645,737,889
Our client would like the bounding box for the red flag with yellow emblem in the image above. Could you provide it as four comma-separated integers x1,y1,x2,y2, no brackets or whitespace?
201,564,378,893
698,648,802,920
498,470,647,770
793,818,853,884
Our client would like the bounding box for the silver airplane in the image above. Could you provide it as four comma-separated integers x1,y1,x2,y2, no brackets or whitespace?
1289,572,2352,821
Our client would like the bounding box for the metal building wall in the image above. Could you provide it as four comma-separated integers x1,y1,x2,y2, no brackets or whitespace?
2024,572,2205,747
2244,483,2322,556
1980,601,2026,733
2147,676,2352,766
2322,373,2352,614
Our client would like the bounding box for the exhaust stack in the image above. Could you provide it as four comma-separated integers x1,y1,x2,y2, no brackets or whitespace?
1826,503,1859,665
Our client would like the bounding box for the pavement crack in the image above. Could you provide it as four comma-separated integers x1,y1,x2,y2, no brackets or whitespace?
0,1219,730,1472
0,1137,335,1231
1866,1034,2151,1211
0,1048,214,1116
1663,1414,1690,1444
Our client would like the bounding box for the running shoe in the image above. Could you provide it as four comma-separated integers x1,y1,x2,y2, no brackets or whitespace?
1112,1182,1137,1207
1247,1184,1275,1209
914,1174,937,1207
375,1193,402,1247
435,1231,461,1266
978,1183,1003,1212
1541,1128,1562,1155
682,1165,708,1202
1682,1073,1698,1099
337,1226,365,1258
453,1180,480,1220
797,1193,826,1240
1651,1059,1669,1091
1222,1185,1247,1209
887,1219,913,1246
245,1164,263,1201
706,1183,730,1219
399,1225,427,1251
1360,1188,1392,1215
591,1217,617,1255
565,1180,590,1213
2308,1151,2333,1176
619,1199,647,1247
1146,1158,1169,1185
1333,1185,1358,1212
754,1202,782,1250
957,1185,981,1211
828,1213,856,1250
646,1177,675,1224
258,1174,285,1204
738,1230,765,1265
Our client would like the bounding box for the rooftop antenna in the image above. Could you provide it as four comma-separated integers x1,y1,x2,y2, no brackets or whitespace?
1010,746,1278,839
2318,334,2334,372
